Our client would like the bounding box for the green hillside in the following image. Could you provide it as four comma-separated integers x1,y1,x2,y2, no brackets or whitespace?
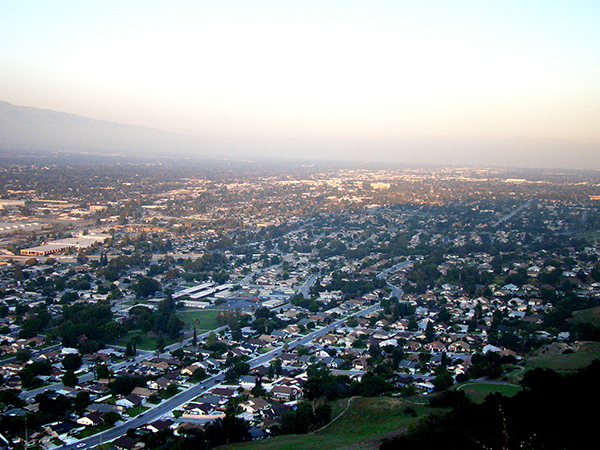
225,397,441,450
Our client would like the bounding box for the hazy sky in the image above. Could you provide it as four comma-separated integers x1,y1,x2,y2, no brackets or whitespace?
1,1,599,164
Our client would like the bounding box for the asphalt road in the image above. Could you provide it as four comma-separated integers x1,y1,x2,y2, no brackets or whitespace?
299,273,318,298
376,260,412,280
20,352,152,400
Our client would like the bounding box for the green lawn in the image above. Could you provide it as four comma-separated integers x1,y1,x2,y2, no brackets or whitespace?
75,422,115,439
122,298,145,306
159,387,180,400
177,308,223,331
457,382,522,404
114,330,171,351
127,405,150,417
225,397,441,450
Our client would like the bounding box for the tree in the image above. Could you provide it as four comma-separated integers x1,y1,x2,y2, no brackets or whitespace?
131,335,139,356
156,332,165,355
13,266,25,282
437,307,451,323
280,401,331,435
433,371,453,392
110,375,142,396
133,276,161,298
203,412,251,446
60,291,79,304
212,271,230,284
425,321,435,342
0,389,25,410
251,377,265,397
20,369,42,389
269,358,282,378
104,411,121,427
96,363,110,379
304,363,334,401
15,349,32,364
74,391,90,411
166,312,183,339
233,361,250,377
62,353,83,371
382,362,600,450
205,331,218,349
192,367,207,382
280,402,316,434
165,383,178,398
62,370,78,387
357,371,393,397
36,392,72,420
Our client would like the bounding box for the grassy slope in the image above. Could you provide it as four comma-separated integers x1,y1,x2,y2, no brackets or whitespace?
226,397,442,450
523,304,600,372
570,305,600,326
525,342,600,372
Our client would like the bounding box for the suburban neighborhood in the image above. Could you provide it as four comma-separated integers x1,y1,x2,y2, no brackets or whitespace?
1,161,599,449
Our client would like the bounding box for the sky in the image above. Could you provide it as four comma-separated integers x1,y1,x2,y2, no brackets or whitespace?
1,1,599,165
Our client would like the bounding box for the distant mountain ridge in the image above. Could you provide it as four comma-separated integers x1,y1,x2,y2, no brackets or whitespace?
0,100,202,156
1,100,599,169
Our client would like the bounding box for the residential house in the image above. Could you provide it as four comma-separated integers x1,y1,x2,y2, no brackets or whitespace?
447,340,471,353
352,356,369,371
115,393,143,409
112,436,145,450
239,397,270,415
76,411,104,427
44,422,74,440
271,385,299,401
131,387,157,400
144,419,174,433
398,360,418,374
239,375,258,390
211,387,237,398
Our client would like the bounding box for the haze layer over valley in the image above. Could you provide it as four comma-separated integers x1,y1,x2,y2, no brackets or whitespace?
1,100,599,170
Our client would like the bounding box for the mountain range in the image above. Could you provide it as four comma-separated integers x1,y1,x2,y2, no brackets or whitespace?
1,99,599,169
0,100,203,157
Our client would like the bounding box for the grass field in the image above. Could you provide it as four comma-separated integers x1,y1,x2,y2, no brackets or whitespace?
114,330,180,351
225,397,442,450
457,382,522,403
114,330,159,351
75,422,113,439
126,405,150,417
177,308,223,332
